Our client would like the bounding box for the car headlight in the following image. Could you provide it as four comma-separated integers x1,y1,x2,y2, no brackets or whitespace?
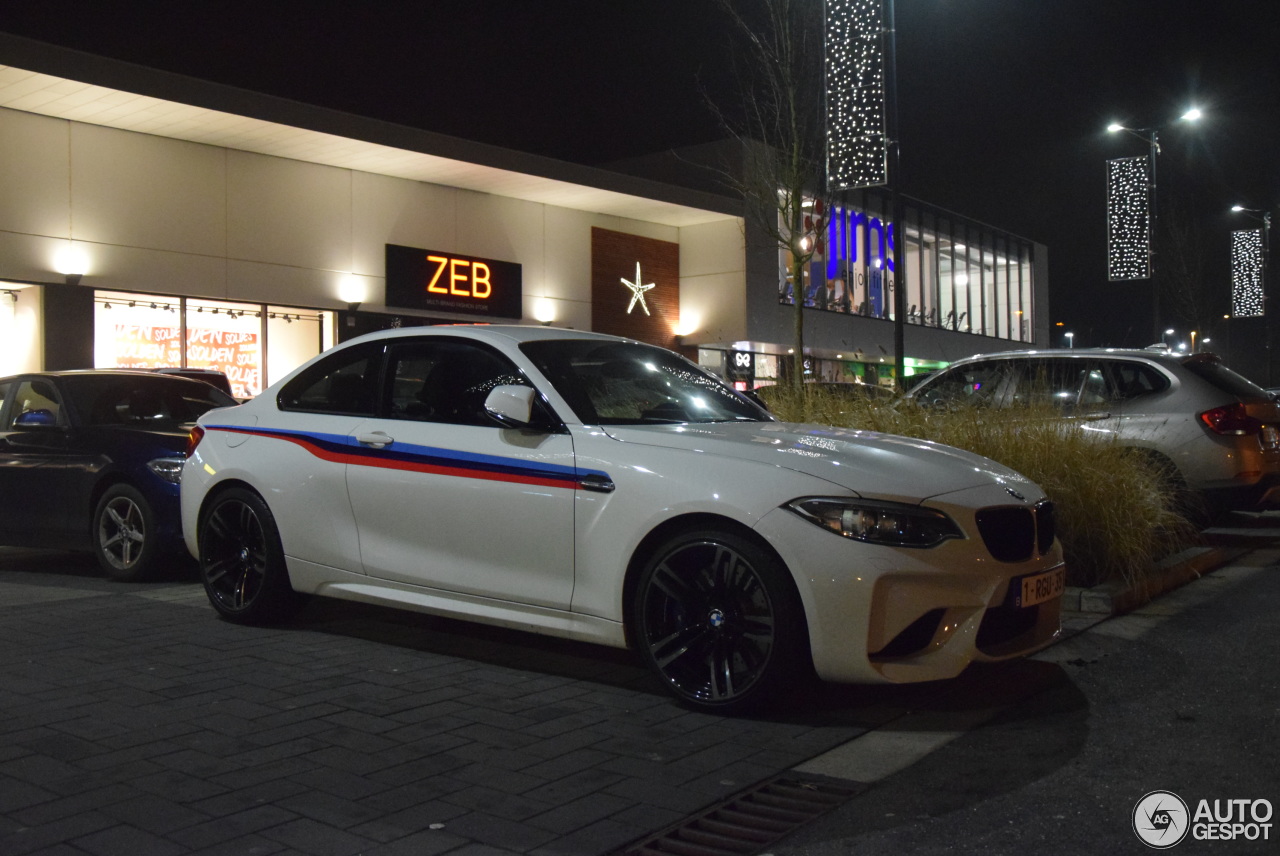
786,497,962,548
147,456,185,485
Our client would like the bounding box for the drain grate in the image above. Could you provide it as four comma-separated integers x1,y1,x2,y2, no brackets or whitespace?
619,774,864,856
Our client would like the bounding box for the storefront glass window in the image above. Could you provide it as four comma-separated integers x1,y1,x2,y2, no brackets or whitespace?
93,290,333,398
776,198,1036,343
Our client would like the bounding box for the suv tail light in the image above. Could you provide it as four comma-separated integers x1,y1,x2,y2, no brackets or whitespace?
186,425,206,456
1199,402,1264,436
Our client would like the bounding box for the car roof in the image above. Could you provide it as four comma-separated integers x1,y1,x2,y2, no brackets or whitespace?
941,347,1193,366
0,369,222,385
337,324,637,348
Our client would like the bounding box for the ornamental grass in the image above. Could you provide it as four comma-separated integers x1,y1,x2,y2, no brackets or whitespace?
760,383,1195,588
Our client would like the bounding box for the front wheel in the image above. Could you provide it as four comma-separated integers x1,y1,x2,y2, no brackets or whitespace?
198,488,302,624
631,529,808,715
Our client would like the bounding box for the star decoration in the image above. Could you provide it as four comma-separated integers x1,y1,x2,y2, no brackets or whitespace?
621,262,655,315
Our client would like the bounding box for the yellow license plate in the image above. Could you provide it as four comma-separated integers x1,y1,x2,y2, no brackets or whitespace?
1014,566,1065,608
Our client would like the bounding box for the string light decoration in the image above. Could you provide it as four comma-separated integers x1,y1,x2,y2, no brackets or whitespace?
825,0,888,190
1106,156,1151,280
1231,228,1264,317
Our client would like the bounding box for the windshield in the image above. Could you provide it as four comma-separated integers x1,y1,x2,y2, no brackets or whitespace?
520,339,770,425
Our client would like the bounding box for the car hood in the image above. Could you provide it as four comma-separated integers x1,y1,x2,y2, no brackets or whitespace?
598,421,1038,502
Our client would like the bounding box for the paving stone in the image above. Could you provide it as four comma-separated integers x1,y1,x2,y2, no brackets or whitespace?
525,791,636,835
170,804,300,851
72,822,189,856
14,784,145,827
432,810,558,851
0,810,117,855
260,817,378,856
0,561,889,856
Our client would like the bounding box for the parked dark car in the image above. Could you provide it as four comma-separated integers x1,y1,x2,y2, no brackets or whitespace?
0,370,237,580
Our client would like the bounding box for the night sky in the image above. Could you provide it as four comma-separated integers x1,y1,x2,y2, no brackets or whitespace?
2,0,1278,350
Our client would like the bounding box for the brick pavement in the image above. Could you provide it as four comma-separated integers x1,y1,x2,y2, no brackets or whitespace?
0,550,873,856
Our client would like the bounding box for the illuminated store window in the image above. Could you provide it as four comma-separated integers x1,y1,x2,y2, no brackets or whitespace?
776,197,1036,344
93,291,333,398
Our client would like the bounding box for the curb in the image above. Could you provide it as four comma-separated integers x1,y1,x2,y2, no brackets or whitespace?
1062,545,1250,616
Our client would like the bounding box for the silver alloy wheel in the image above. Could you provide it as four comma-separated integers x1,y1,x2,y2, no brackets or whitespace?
98,494,146,571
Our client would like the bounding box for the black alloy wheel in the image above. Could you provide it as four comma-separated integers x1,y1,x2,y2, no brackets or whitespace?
633,529,806,714
198,487,300,623
94,483,159,581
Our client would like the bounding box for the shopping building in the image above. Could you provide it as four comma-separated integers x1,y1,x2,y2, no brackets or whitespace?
0,34,1048,396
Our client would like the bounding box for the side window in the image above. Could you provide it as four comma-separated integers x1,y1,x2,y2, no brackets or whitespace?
1008,359,1086,411
916,360,1010,408
1078,366,1110,411
0,381,9,424
8,380,63,428
385,339,528,427
278,342,383,415
1103,361,1170,401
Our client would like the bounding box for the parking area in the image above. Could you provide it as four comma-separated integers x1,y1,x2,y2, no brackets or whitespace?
0,549,890,856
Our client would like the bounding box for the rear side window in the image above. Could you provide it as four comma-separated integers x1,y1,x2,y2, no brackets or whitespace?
278,342,383,415
1100,360,1170,401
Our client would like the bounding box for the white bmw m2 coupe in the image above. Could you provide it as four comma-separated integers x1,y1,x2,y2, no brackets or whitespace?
182,326,1063,714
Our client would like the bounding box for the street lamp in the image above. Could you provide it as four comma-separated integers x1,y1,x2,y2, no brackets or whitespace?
1105,108,1202,340
1162,327,1175,348
1065,331,1074,349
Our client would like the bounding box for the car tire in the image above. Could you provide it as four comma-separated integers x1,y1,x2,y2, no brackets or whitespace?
631,528,808,715
94,483,161,582
198,487,302,624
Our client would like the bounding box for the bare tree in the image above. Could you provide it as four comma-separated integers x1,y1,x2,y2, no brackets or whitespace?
1159,198,1226,343
708,0,827,389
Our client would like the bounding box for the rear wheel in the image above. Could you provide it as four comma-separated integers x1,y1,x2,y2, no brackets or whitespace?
94,484,160,582
198,488,301,623
631,529,807,714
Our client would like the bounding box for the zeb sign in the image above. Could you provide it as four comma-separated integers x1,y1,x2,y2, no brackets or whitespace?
385,244,523,319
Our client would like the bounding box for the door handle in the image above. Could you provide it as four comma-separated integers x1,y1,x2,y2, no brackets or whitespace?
579,473,615,493
357,431,394,449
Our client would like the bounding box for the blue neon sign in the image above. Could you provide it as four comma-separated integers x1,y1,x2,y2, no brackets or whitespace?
826,207,895,278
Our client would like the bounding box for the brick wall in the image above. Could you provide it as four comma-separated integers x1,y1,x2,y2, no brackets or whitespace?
591,227,680,350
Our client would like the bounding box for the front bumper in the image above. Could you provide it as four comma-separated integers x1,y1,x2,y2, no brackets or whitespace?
754,488,1063,685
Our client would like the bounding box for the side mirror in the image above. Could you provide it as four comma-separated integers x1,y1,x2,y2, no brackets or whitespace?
484,385,536,428
15,408,58,428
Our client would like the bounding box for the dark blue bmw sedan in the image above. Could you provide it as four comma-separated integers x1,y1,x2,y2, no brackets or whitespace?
0,371,236,580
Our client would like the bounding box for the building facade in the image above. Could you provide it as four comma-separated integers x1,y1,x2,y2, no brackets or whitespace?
0,35,1048,395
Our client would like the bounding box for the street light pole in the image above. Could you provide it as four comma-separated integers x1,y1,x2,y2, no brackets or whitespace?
1107,109,1201,344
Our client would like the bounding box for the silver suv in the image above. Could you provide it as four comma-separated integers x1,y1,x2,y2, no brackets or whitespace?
906,348,1280,512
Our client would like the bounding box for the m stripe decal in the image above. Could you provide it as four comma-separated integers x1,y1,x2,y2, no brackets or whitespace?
206,426,596,489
